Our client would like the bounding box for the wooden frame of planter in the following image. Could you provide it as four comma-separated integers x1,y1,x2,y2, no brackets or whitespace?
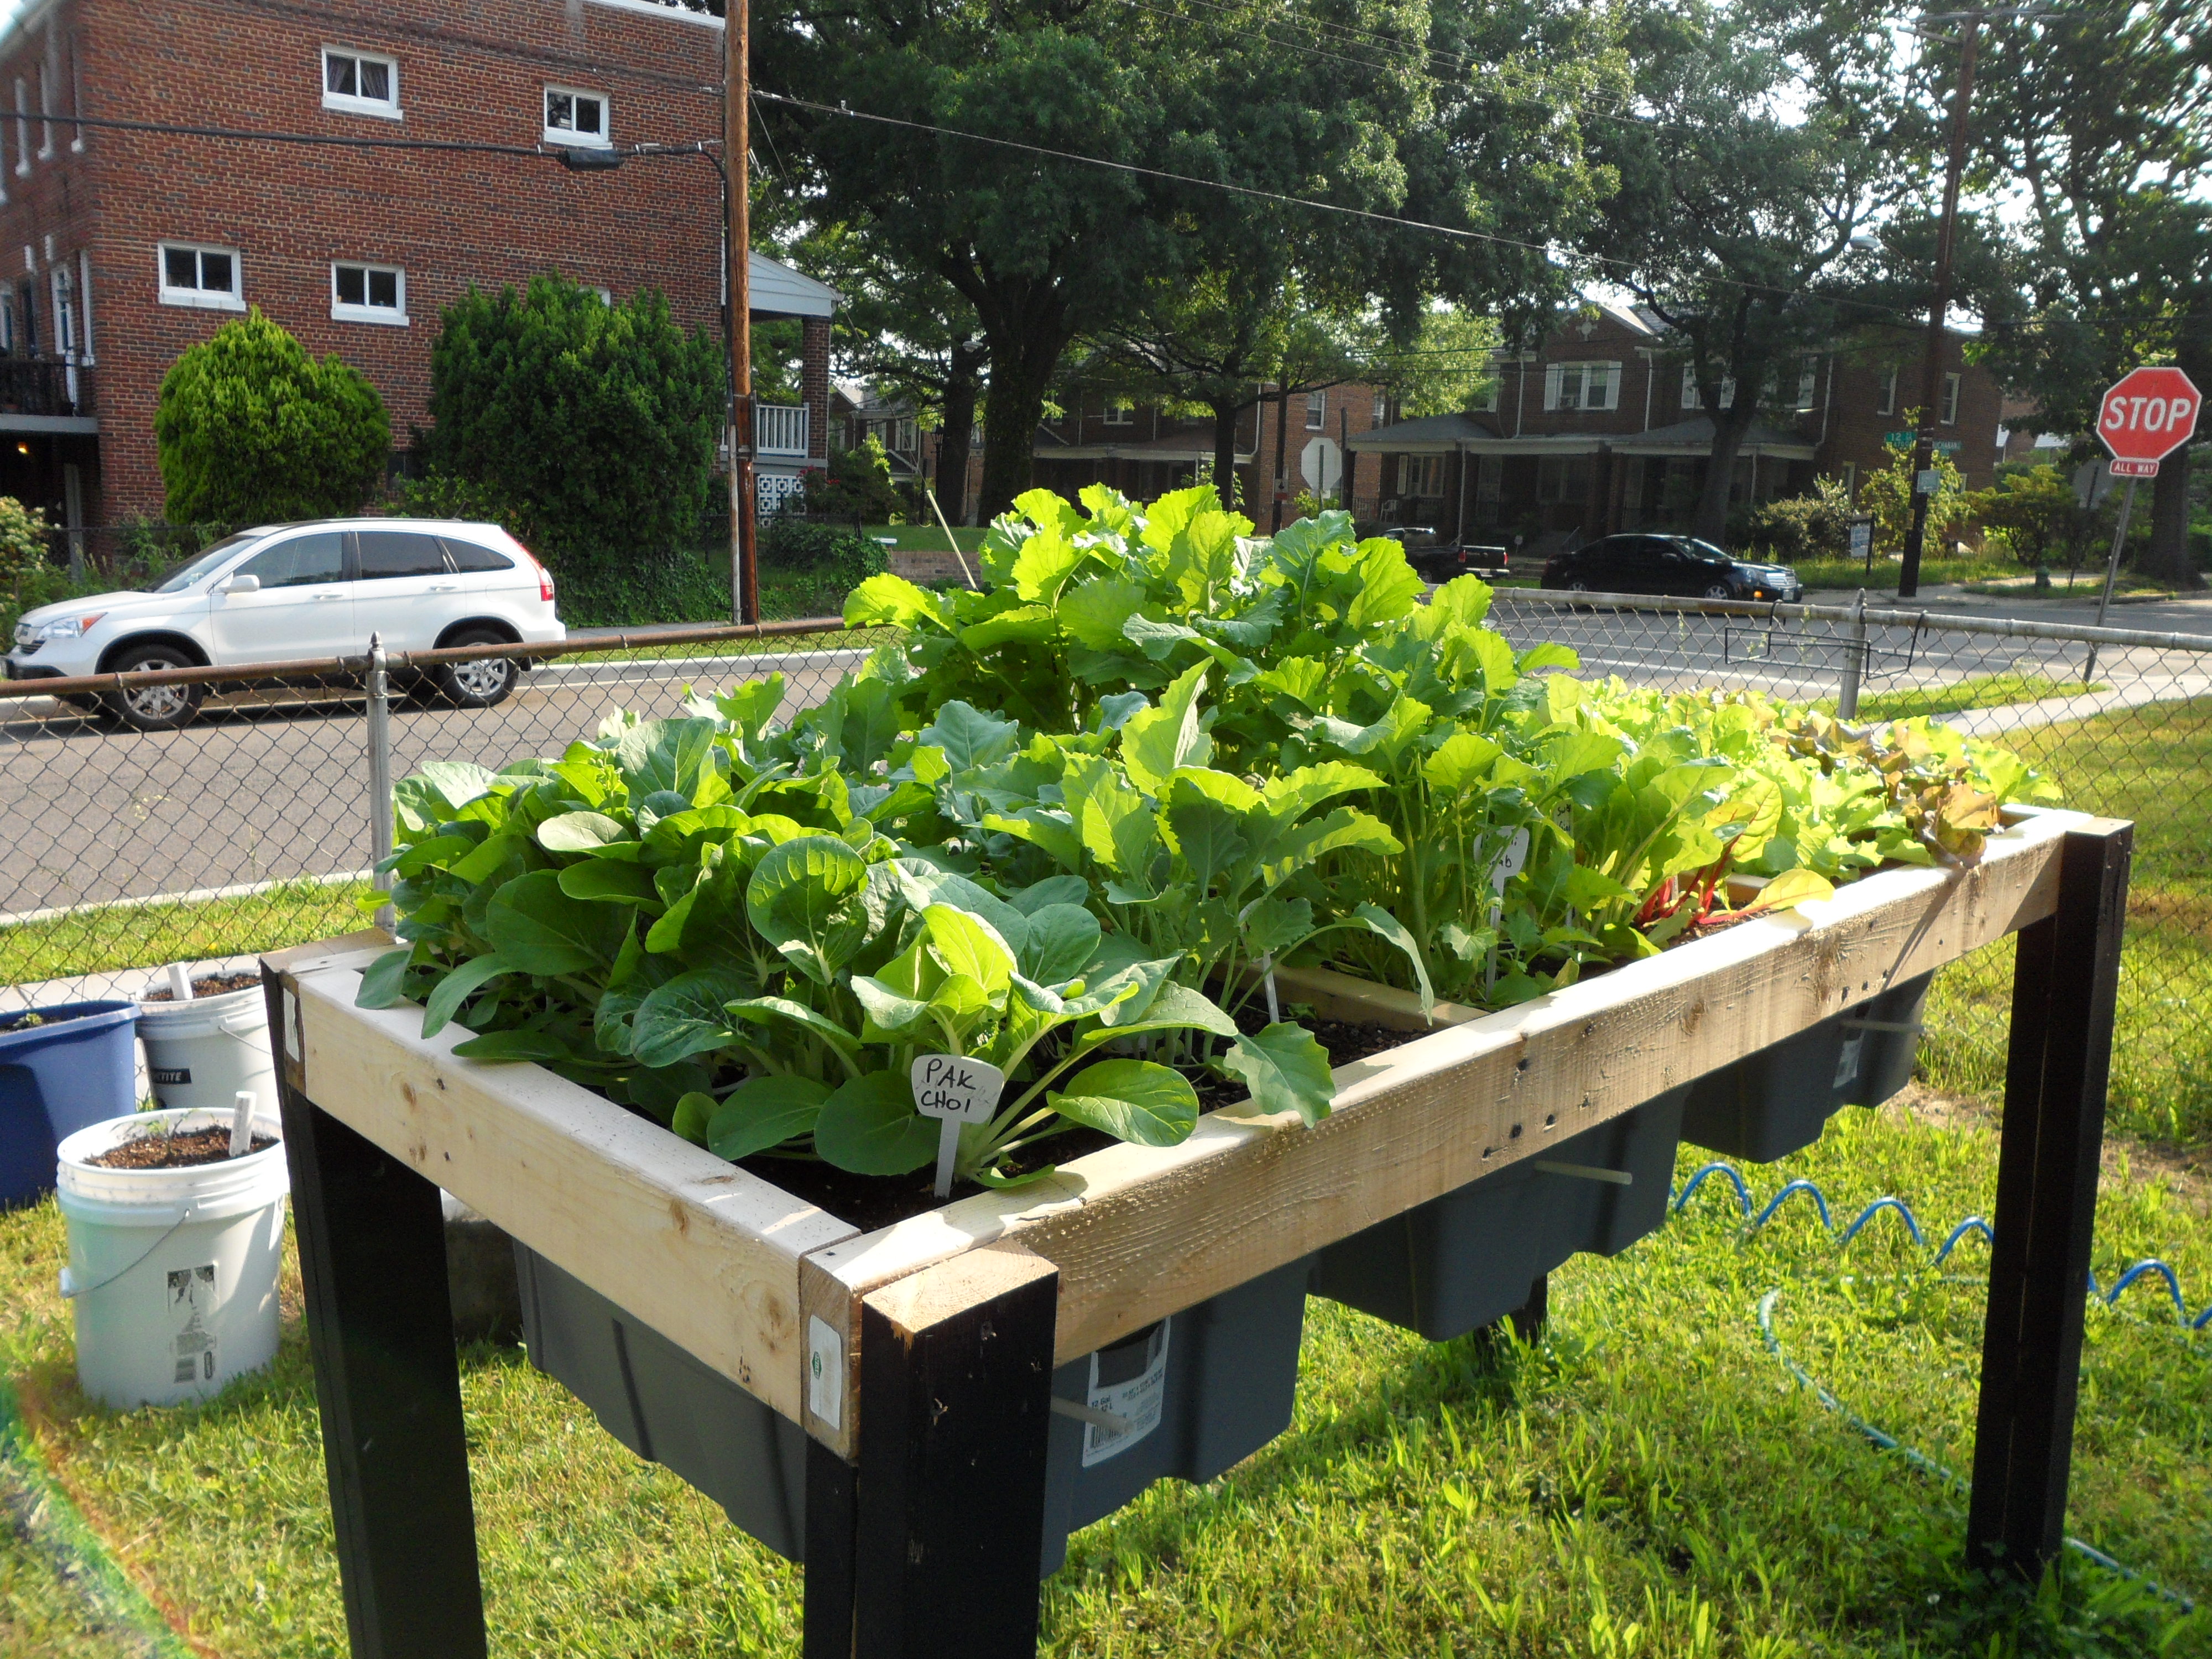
263,806,2131,1659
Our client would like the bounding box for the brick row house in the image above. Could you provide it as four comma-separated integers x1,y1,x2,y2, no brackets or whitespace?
0,0,833,566
1348,302,2004,551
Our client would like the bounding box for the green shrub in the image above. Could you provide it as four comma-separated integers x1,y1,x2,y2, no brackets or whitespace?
760,516,889,587
802,439,909,523
0,495,50,586
1743,477,1854,564
420,273,723,574
154,309,390,524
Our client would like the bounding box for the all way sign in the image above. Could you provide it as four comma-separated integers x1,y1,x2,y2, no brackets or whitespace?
2098,366,2202,478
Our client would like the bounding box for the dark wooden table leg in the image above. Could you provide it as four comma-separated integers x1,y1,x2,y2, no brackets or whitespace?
851,1246,1059,1658
1966,822,2131,1577
265,970,488,1657
804,1438,859,1659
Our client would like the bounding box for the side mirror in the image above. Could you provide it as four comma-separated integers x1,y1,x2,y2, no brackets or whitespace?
220,573,260,594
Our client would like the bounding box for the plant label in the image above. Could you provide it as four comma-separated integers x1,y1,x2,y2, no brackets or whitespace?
1081,1318,1170,1467
1489,828,1531,895
807,1316,843,1432
910,1054,1006,1125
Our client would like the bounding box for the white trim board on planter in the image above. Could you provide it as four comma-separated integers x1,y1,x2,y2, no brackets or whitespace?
267,806,2091,1455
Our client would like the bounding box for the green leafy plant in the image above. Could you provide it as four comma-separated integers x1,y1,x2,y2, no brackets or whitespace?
356,698,1246,1188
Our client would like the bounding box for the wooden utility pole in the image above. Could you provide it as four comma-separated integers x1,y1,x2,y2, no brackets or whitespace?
727,0,758,624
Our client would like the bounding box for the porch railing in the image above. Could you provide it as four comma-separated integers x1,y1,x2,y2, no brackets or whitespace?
757,402,808,457
0,354,92,419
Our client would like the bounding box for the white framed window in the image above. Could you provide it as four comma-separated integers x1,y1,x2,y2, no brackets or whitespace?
1838,462,1858,498
323,48,400,118
1939,371,1961,425
1546,359,1620,412
1472,374,1499,414
895,418,917,452
544,86,609,147
1101,401,1131,426
1792,356,1820,412
158,242,243,311
331,261,406,324
1396,454,1443,497
1371,395,1388,427
0,290,14,353
49,263,74,356
1305,389,1327,430
1680,365,1736,411
1877,367,1898,415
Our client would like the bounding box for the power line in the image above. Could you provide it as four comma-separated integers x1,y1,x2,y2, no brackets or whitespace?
0,107,722,160
760,88,1946,325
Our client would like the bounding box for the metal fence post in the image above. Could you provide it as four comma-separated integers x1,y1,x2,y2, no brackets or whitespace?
367,634,395,932
1837,588,1866,720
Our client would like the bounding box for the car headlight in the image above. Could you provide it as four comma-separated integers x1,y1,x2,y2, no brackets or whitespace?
32,613,104,641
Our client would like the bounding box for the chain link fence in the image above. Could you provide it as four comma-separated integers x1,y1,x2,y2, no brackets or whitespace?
6,593,2209,1147
0,619,879,1010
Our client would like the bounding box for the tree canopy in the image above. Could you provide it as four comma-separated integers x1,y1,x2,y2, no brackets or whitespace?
1589,0,1911,542
771,0,1618,519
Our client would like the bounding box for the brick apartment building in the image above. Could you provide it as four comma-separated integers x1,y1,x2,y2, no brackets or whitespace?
1348,301,2004,551
0,0,833,564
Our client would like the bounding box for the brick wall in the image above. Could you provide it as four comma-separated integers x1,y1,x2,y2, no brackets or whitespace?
1819,331,2004,495
0,0,750,524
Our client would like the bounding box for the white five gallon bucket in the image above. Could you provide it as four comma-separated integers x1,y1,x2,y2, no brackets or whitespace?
137,982,277,1114
55,1108,289,1410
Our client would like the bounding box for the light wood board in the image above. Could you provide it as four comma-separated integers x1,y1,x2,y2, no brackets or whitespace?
798,810,2085,1446
274,958,857,1423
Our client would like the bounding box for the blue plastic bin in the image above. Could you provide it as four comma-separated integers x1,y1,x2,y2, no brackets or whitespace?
0,1000,141,1208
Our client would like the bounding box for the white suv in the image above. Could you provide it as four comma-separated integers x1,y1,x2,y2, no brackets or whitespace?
6,518,565,729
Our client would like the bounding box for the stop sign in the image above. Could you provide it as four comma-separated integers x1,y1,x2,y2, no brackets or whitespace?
2098,366,2202,463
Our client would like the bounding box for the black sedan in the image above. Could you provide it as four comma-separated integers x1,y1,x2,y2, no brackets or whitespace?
1540,534,1802,602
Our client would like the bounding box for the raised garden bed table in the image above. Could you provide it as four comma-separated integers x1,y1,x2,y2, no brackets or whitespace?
260,807,2131,1658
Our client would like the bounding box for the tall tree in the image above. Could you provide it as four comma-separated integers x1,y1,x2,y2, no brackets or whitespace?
1589,0,1910,543
1968,0,2212,588
774,0,1615,520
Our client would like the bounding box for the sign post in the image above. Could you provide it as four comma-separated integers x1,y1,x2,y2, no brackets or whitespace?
2083,366,2201,681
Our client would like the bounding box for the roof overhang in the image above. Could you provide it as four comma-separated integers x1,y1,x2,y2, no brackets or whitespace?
1611,438,1817,461
0,414,97,435
1034,445,1252,464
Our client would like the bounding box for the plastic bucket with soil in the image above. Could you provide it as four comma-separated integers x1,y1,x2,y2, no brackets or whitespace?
55,1106,289,1409
137,971,277,1116
0,1000,141,1209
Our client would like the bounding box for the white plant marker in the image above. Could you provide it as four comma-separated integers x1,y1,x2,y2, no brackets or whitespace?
166,963,194,1002
1486,827,1531,993
228,1090,255,1159
911,1054,1007,1199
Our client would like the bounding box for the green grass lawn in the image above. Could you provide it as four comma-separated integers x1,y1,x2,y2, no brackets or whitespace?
1792,556,2009,592
3,1103,2205,1657
861,522,990,554
1920,697,2212,1148
0,880,374,990
1808,672,2104,723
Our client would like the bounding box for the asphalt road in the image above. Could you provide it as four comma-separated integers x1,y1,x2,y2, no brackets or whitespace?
0,647,865,920
7,596,2212,926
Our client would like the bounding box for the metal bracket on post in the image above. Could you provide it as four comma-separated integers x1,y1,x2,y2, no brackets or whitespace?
366,633,395,932
1837,588,1867,720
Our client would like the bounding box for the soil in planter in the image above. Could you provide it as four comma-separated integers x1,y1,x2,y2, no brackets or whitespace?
749,1011,1412,1234
140,972,264,1001
86,1126,277,1170
0,1009,92,1034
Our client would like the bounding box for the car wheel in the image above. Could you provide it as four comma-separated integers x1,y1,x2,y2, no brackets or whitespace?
1701,583,1733,601
432,629,521,709
101,642,206,732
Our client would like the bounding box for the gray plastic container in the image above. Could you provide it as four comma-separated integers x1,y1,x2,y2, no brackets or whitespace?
514,1245,1312,1576
1680,971,1933,1163
1310,1088,1687,1342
